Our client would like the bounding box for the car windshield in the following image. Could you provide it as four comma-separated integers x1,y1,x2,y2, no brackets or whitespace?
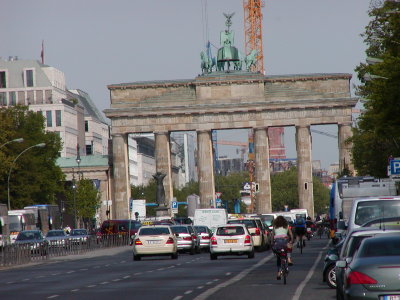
355,200,400,226
17,231,41,240
71,230,87,236
139,227,170,235
170,226,189,234
46,231,65,237
228,219,256,228
261,215,274,226
217,226,245,236
194,226,208,233
358,237,400,257
9,215,23,232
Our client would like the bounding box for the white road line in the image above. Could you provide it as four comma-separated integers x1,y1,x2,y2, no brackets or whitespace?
213,279,219,282
112,278,121,282
193,253,274,300
172,296,183,300
87,285,96,288
205,281,213,285
66,271,75,274
147,270,154,273
36,275,45,278
22,278,30,281
71,289,80,292
100,282,109,285
292,250,324,300
197,286,204,289
51,273,60,276
157,268,165,271
6,282,15,284
47,295,59,299
225,272,231,276
79,268,88,271
123,275,131,279
134,272,142,275
184,290,193,295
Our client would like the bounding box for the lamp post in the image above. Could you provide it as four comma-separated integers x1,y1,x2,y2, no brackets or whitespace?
72,168,77,228
76,144,81,180
0,137,24,149
7,142,46,210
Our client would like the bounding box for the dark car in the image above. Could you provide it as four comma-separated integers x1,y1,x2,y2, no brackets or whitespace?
335,228,400,300
322,239,343,288
337,233,400,300
15,230,48,254
69,229,89,243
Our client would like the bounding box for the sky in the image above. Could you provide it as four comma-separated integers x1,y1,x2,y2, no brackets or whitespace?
1,0,372,170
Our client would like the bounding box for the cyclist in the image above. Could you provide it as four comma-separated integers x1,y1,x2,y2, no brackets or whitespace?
305,216,314,239
272,216,294,280
294,214,307,248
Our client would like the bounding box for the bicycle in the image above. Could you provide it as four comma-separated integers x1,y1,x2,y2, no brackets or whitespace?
297,234,305,254
277,247,289,284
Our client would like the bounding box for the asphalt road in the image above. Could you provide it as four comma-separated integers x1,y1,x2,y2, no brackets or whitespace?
0,236,336,300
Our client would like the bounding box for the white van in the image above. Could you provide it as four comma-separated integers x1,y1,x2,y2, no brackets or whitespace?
347,196,400,232
193,209,228,233
290,209,308,219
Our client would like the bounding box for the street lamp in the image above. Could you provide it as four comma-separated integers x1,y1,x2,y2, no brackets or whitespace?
7,142,46,210
72,168,77,228
76,144,81,180
0,137,24,149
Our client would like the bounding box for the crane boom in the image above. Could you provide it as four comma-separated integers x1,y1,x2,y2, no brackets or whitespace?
243,0,265,73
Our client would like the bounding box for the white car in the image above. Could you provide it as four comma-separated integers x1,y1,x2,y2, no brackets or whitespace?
133,225,178,261
210,224,254,260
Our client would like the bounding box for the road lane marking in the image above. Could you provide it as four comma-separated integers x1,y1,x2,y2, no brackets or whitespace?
71,289,79,292
197,286,204,289
52,273,60,276
112,278,121,282
205,281,213,285
193,253,274,300
7,282,15,284
225,272,231,276
87,285,96,288
184,290,193,295
172,296,183,300
213,279,219,282
157,268,165,271
66,271,75,274
123,275,131,279
47,295,59,299
79,268,88,271
100,282,109,285
22,278,30,281
134,272,142,275
292,249,324,300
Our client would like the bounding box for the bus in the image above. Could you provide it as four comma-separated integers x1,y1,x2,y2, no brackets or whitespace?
8,209,36,243
329,176,397,223
24,204,62,231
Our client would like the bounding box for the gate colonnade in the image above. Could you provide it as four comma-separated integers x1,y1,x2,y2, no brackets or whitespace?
104,71,357,219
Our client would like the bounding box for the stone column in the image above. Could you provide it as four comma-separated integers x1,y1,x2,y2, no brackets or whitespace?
254,127,272,214
338,123,355,175
197,130,215,208
154,132,173,207
111,133,131,219
295,125,314,219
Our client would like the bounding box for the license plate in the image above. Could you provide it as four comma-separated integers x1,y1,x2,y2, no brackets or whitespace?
224,239,238,244
382,296,400,300
147,240,161,245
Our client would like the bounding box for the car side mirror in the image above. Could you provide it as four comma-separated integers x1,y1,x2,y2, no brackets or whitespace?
336,260,347,268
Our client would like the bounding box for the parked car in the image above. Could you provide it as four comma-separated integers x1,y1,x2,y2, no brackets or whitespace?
132,225,178,261
14,230,48,254
210,224,254,260
170,225,198,254
227,217,268,251
194,225,212,251
322,239,344,288
335,227,400,300
45,229,68,247
337,233,400,300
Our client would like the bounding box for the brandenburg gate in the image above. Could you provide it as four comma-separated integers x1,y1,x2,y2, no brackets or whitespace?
104,71,356,219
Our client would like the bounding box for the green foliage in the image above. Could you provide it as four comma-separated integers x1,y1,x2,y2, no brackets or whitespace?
270,167,330,215
351,1,400,177
0,106,65,209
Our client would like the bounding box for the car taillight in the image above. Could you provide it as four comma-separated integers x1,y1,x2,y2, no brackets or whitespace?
347,271,377,285
166,237,174,244
211,236,217,245
134,239,142,245
255,228,260,235
192,235,197,240
203,235,210,240
183,236,192,241
244,235,251,244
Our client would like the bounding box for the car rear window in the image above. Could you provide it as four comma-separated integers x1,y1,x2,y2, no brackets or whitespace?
139,227,170,235
345,236,372,257
216,226,245,236
170,226,189,234
194,226,208,233
358,238,400,257
228,219,256,228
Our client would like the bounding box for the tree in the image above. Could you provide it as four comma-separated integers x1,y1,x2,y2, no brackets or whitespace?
351,1,400,177
76,179,101,228
0,106,65,209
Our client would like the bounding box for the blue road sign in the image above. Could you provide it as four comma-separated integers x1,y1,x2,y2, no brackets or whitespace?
171,201,178,209
390,159,400,175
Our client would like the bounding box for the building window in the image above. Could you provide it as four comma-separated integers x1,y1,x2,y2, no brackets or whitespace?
25,69,34,87
9,92,16,106
55,110,62,126
46,110,52,127
0,92,6,105
85,120,89,132
0,71,6,88
86,144,93,155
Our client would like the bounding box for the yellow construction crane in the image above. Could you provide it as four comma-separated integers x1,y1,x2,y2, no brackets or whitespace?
243,0,265,74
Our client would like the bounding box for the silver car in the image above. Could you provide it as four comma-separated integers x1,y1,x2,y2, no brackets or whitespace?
170,225,198,255
45,229,68,247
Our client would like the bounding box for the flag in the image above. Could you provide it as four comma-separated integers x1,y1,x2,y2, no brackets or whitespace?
40,40,44,64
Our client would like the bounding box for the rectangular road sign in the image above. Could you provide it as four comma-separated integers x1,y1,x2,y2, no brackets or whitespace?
390,159,400,175
171,201,178,209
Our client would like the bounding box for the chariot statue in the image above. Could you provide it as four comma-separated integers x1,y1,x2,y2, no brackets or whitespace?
216,13,240,72
244,49,258,71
